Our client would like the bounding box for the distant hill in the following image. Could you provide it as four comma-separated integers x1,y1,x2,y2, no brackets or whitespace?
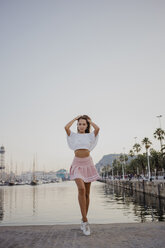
95,154,133,172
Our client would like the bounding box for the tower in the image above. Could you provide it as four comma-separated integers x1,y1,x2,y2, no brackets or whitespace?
0,145,5,170
0,146,5,182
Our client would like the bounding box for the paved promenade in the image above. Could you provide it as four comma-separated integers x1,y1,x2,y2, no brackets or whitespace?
0,222,164,248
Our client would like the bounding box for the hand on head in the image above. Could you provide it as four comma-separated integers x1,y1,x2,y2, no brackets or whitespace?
75,115,92,123
75,115,82,120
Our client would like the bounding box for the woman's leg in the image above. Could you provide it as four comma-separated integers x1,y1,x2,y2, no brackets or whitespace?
75,178,88,222
84,182,91,216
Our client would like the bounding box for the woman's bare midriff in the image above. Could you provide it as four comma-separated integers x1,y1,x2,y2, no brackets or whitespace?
74,149,90,158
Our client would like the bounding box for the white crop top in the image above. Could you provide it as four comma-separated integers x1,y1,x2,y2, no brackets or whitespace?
66,130,99,151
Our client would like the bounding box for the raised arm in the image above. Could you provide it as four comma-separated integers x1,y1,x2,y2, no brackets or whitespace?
87,118,100,137
64,115,82,136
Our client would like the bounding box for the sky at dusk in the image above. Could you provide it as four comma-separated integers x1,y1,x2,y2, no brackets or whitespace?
0,0,165,173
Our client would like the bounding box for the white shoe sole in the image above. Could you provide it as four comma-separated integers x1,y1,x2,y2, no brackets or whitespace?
83,231,90,235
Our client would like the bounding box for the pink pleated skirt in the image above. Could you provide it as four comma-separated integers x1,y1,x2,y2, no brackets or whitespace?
69,155,101,183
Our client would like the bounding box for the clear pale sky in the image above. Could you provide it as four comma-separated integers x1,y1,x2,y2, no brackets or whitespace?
0,0,165,173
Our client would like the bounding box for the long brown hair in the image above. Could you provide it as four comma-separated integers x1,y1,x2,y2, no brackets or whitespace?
77,115,91,133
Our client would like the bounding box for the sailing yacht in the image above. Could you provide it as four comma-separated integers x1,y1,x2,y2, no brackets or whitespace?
30,155,39,185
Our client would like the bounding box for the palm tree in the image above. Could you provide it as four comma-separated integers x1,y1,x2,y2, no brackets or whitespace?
142,137,152,181
129,149,134,157
142,137,152,152
101,166,106,179
106,164,111,178
133,143,141,175
153,128,165,151
112,158,120,177
133,143,141,154
161,145,165,170
150,148,162,179
137,154,147,176
119,154,128,179
162,145,165,157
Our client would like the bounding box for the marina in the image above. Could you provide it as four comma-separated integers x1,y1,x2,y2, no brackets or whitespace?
0,180,165,247
0,180,164,226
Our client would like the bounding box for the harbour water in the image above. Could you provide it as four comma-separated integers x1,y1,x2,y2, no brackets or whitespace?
0,180,164,226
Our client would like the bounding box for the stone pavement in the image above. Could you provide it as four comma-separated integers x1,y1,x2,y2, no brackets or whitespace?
0,222,165,248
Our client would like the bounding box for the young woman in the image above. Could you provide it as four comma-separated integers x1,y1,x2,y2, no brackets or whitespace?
64,115,101,236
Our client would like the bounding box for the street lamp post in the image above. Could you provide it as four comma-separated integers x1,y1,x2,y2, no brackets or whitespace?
122,147,126,180
147,149,151,181
122,164,124,179
156,115,162,129
134,137,139,176
112,164,114,180
156,115,163,149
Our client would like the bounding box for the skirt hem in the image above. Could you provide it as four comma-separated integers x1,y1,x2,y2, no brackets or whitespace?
70,175,101,183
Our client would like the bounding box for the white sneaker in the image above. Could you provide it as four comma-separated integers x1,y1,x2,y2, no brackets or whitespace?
81,221,91,235
80,219,84,230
